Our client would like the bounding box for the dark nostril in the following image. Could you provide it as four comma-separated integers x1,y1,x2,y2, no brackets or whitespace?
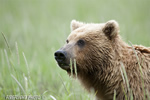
54,51,65,57
54,50,66,62
54,52,58,57
59,53,65,57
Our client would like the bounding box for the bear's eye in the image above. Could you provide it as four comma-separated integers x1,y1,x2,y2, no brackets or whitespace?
66,40,69,44
77,39,85,47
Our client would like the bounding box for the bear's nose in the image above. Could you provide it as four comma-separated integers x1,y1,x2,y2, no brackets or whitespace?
54,50,67,63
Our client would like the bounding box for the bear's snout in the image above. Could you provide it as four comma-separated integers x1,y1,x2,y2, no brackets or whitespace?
54,50,70,70
55,50,67,63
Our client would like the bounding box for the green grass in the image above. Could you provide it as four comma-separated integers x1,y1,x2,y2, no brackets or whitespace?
0,0,150,100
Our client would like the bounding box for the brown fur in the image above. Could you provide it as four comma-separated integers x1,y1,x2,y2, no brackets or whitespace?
55,20,150,100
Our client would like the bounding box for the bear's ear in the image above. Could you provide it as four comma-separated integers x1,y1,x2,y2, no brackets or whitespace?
71,20,85,31
102,20,119,40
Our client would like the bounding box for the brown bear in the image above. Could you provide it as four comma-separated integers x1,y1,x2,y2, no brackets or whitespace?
54,20,150,100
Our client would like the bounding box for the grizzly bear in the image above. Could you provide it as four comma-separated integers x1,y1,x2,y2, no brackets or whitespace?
54,20,150,100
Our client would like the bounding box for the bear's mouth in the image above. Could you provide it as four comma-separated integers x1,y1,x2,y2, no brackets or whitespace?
57,62,70,70
57,62,79,74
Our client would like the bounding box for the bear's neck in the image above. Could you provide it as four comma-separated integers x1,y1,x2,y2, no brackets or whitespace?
78,36,131,100
78,66,120,100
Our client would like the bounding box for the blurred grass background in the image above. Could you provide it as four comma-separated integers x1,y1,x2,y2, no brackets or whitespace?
0,0,150,100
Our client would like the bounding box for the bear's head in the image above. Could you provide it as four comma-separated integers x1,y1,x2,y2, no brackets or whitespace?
55,20,120,75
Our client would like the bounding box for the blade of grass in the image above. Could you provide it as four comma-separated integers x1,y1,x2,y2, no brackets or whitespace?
1,49,7,96
121,83,128,100
129,41,143,74
120,66,125,84
1,32,12,54
120,62,133,99
130,90,133,100
92,90,98,100
120,62,130,92
15,42,20,65
42,90,49,100
120,62,134,99
74,59,77,78
23,73,28,93
129,41,146,99
113,90,116,100
22,52,33,94
1,49,4,67
4,49,11,72
50,95,57,100
146,90,150,100
11,74,26,94
58,74,69,94
4,49,18,95
70,59,73,77
22,52,30,79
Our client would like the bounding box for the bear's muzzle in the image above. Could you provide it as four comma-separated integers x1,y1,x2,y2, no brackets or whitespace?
54,50,70,70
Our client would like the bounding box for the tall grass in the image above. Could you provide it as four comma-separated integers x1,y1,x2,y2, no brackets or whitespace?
0,0,150,100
